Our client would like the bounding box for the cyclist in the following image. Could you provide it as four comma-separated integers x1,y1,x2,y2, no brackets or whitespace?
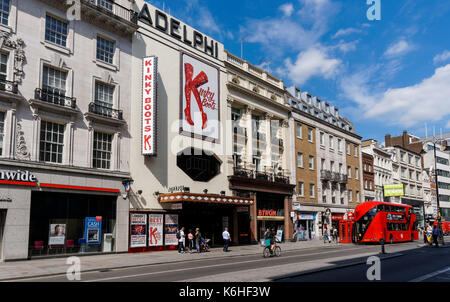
269,228,278,253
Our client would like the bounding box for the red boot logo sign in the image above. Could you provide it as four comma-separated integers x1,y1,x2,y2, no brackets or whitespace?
181,53,219,142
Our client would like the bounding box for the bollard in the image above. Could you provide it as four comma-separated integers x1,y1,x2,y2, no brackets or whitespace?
380,239,386,254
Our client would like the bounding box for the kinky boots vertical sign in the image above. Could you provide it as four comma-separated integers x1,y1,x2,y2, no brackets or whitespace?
180,52,220,142
142,56,158,156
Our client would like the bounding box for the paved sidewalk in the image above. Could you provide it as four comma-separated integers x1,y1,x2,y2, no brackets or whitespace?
0,239,338,281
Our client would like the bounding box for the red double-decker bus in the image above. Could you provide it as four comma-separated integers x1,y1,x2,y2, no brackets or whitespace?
353,201,419,244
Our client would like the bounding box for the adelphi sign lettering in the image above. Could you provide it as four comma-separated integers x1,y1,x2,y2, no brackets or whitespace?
138,3,219,59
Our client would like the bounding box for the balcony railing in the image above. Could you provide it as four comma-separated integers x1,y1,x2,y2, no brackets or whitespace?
233,167,290,184
320,170,332,180
89,102,123,120
35,88,76,109
85,0,138,24
0,79,18,94
332,172,341,182
339,174,348,183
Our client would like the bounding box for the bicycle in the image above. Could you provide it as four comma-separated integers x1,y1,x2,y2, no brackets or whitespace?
263,239,281,258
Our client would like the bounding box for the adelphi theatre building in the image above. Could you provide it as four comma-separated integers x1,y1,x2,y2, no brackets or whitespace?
128,1,295,252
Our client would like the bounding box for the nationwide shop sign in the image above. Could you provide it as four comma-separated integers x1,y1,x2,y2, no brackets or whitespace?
148,214,163,247
142,56,158,156
164,214,178,246
49,224,66,245
84,217,102,245
130,213,147,248
180,52,220,142
0,170,37,182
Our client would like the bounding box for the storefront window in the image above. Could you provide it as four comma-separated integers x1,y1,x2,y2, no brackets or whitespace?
28,191,117,257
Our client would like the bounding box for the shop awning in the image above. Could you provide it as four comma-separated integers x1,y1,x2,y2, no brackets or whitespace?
158,193,254,206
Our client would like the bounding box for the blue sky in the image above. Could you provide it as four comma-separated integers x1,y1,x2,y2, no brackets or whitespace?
145,0,450,144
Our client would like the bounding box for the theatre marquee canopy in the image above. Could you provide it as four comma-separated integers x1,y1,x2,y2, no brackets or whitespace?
158,193,253,206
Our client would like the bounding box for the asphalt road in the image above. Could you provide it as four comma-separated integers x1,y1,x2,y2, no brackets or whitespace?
10,240,449,282
276,244,450,282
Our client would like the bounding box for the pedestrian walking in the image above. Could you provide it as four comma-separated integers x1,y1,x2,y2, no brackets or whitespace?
187,229,194,253
177,227,185,253
323,228,330,244
333,227,338,243
222,227,231,252
195,228,202,253
426,223,433,246
432,225,440,248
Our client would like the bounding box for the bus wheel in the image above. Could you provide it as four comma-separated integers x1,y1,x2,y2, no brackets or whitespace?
389,235,394,244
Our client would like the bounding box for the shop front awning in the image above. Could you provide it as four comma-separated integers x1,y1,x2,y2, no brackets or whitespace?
158,193,254,206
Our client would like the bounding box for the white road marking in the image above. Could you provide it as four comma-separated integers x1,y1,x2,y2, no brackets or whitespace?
83,246,373,282
408,266,450,282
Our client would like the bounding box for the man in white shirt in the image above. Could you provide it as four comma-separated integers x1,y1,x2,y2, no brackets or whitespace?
222,227,231,252
178,227,185,253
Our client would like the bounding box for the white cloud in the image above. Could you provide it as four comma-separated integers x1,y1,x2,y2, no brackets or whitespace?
332,28,362,39
384,40,413,57
241,0,339,54
333,39,359,53
364,64,450,127
279,3,294,17
281,47,341,85
433,50,450,64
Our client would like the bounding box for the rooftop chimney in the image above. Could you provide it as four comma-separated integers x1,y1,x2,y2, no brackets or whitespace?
385,134,392,147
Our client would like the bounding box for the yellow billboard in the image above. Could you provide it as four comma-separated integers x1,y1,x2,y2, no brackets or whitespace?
383,184,404,197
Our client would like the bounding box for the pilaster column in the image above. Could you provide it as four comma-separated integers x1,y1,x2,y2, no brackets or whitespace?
115,131,121,171
249,194,258,243
244,105,254,167
7,108,16,159
284,196,293,240
281,119,290,175
264,113,273,170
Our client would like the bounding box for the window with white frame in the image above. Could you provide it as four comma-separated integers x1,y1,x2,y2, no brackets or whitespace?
310,183,315,198
95,82,114,108
97,36,115,64
348,166,351,178
347,142,350,155
348,190,353,202
93,131,112,169
296,123,302,138
321,158,326,170
39,120,64,163
355,167,359,179
297,152,303,168
298,181,304,196
329,135,334,149
308,128,313,142
45,15,68,47
320,132,324,145
309,156,314,170
0,0,10,26
338,138,342,152
0,52,7,89
354,145,358,157
42,65,67,97
356,191,360,202
0,111,4,156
